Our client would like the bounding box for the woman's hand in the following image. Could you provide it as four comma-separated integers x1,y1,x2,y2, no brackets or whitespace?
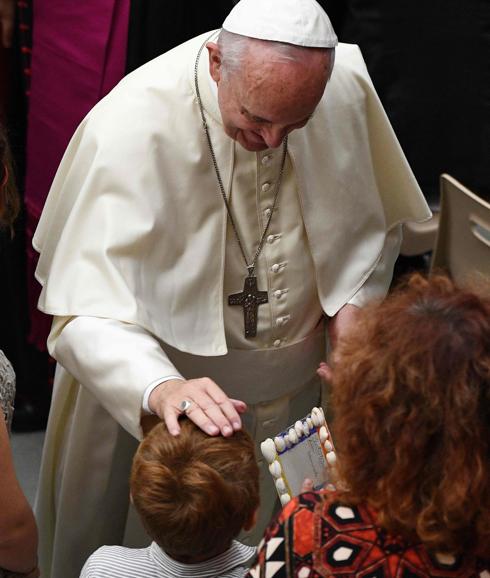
300,478,314,493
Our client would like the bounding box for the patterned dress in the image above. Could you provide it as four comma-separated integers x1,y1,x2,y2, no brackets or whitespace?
247,491,489,578
0,350,15,432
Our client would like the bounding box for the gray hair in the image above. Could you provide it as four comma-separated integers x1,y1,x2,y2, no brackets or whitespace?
218,29,333,77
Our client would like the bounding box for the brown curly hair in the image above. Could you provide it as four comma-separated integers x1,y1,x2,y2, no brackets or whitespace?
0,124,20,230
332,273,490,556
131,418,259,562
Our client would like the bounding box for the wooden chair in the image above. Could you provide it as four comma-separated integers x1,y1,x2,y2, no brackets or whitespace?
430,174,490,283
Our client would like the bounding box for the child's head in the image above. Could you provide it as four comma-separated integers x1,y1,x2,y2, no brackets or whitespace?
130,418,260,562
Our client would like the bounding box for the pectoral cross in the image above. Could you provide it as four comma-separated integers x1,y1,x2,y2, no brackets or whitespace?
228,275,269,338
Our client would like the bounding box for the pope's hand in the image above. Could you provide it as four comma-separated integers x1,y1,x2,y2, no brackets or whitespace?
148,378,247,437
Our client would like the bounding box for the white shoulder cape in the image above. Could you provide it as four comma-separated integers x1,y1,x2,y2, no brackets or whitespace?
34,32,431,356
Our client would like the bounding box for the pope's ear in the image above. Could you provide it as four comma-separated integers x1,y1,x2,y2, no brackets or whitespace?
206,42,222,83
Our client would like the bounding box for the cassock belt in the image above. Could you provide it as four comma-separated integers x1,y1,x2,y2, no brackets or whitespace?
161,324,326,405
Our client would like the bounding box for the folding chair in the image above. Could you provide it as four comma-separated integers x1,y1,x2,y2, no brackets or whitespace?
430,174,490,283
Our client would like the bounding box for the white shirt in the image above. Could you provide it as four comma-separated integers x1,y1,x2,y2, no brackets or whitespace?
80,540,256,578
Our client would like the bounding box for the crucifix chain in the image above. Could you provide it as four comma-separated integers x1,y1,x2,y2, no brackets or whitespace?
194,37,288,279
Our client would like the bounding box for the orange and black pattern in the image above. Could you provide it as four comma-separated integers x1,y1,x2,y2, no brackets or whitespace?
247,491,489,578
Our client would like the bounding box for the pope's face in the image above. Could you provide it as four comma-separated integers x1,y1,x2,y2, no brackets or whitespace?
207,42,331,152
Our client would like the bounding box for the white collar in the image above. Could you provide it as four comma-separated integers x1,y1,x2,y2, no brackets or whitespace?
150,540,256,578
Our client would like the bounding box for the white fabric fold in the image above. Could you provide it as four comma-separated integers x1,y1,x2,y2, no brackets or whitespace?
51,317,182,439
347,225,403,308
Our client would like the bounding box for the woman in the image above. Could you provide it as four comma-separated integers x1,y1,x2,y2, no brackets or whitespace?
250,274,490,577
0,125,38,578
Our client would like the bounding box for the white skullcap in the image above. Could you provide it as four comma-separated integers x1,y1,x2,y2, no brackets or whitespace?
223,0,338,48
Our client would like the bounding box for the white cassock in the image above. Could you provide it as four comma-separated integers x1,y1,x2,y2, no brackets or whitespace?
33,31,431,578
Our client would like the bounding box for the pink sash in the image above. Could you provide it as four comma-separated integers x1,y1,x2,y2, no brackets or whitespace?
25,0,130,349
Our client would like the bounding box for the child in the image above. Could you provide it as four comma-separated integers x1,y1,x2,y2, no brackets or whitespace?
80,418,260,577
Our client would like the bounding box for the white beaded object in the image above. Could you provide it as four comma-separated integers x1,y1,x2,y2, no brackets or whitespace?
284,435,292,448
274,436,286,453
294,421,304,437
260,439,277,464
312,407,325,426
302,421,310,436
326,451,337,466
269,461,282,478
324,440,333,452
280,493,291,506
319,425,328,443
288,428,298,444
275,478,287,494
306,417,313,429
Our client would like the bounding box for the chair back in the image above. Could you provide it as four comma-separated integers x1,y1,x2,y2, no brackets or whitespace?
431,174,490,283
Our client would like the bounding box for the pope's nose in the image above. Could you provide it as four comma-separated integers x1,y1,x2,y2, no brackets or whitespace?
261,126,288,149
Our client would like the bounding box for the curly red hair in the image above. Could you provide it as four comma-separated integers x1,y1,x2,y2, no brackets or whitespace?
332,273,490,556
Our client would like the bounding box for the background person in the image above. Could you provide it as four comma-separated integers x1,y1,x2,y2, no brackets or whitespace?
250,273,490,577
0,124,38,578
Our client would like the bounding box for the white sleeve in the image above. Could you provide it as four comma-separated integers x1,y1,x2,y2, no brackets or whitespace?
347,225,402,308
50,316,184,439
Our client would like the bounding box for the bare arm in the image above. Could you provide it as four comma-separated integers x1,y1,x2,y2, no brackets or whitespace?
0,419,38,575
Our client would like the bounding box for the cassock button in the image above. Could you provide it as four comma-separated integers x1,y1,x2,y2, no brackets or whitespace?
262,155,272,165
262,182,271,192
267,234,276,244
276,315,290,326
273,339,282,347
264,208,272,218
271,263,280,273
274,289,283,299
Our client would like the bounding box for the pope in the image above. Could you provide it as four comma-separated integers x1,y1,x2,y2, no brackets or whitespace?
33,0,431,576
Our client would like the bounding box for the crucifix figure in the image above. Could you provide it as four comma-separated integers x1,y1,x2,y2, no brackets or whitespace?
228,275,269,338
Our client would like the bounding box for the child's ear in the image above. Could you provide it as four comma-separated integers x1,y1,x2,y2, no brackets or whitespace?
243,508,258,531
